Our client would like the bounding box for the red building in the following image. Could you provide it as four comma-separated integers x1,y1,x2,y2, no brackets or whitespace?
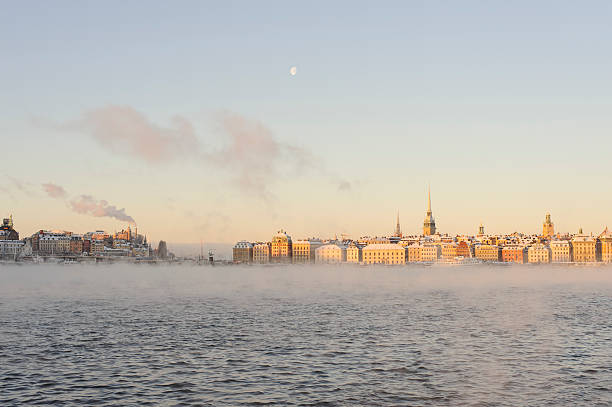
502,246,527,263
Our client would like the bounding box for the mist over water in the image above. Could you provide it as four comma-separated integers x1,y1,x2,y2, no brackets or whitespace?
2,265,611,406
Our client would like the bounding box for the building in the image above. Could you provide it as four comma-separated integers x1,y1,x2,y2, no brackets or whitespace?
292,240,322,264
90,240,105,255
474,244,501,262
315,244,347,264
70,235,84,255
501,245,528,264
441,243,458,260
346,242,362,263
528,244,551,264
38,232,71,255
542,213,554,238
407,244,422,262
421,244,441,262
271,230,292,263
550,240,572,263
457,241,472,258
478,224,485,236
233,241,254,263
599,227,612,263
0,215,19,240
423,186,436,236
572,230,599,263
253,243,270,264
362,243,405,265
0,240,25,259
114,226,133,242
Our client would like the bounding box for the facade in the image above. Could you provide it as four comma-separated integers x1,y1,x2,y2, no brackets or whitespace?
346,242,362,263
70,235,84,254
114,226,133,242
38,232,71,254
423,186,436,236
233,241,254,263
0,215,19,240
253,243,270,264
0,240,25,258
599,228,612,263
474,244,501,262
315,244,347,264
90,241,105,255
456,241,472,258
550,240,572,263
362,243,405,265
501,246,528,264
441,243,458,260
271,230,292,263
421,244,441,262
572,232,599,263
292,240,322,264
407,244,422,262
542,213,554,238
528,244,551,264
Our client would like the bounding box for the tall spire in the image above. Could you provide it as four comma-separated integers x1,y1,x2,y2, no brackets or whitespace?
427,185,431,214
395,211,401,237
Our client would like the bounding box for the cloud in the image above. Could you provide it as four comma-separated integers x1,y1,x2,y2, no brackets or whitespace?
42,183,68,199
70,195,136,224
46,106,350,199
337,180,352,191
79,105,200,164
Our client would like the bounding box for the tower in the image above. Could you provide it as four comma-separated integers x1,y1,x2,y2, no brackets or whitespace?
394,211,402,237
423,186,436,236
542,213,554,237
478,223,485,236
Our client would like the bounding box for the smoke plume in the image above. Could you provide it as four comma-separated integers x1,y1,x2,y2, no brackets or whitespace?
42,183,68,199
70,195,136,224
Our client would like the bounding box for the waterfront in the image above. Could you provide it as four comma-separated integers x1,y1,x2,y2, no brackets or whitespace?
1,265,611,406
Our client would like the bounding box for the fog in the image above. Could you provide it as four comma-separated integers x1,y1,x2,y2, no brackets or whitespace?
1,264,611,301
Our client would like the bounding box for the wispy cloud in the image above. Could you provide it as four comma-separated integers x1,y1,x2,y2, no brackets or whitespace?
44,105,354,199
42,183,68,199
70,195,136,224
76,105,200,164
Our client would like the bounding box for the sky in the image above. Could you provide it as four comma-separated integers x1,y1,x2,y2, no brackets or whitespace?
1,1,612,245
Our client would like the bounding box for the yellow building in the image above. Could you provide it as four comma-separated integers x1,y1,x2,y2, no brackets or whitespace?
528,244,551,264
406,244,421,263
271,230,292,263
346,242,362,263
474,244,501,262
421,244,441,262
598,227,612,263
550,240,572,263
253,243,270,264
441,243,458,260
292,240,322,264
542,213,554,238
572,231,599,263
362,244,406,265
90,240,105,255
315,244,347,264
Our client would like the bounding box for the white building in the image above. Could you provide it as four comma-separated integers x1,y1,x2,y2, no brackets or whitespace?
315,244,347,264
528,244,551,264
0,240,25,258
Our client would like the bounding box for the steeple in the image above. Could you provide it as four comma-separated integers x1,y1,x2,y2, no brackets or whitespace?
423,185,436,236
394,211,402,237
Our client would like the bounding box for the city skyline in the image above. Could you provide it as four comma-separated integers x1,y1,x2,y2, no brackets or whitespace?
2,1,612,243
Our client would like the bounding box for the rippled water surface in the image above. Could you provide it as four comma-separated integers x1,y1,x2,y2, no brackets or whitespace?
1,264,612,406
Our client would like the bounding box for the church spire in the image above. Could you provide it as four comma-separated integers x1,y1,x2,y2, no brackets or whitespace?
395,211,401,237
427,185,431,214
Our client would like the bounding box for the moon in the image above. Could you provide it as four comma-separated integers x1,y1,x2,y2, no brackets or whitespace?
290,66,297,76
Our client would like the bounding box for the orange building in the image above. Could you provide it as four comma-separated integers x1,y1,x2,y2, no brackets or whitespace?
501,246,527,263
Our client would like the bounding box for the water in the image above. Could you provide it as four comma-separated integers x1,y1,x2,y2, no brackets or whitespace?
1,264,611,406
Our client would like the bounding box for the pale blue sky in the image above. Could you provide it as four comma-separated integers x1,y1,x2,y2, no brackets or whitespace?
2,1,612,243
